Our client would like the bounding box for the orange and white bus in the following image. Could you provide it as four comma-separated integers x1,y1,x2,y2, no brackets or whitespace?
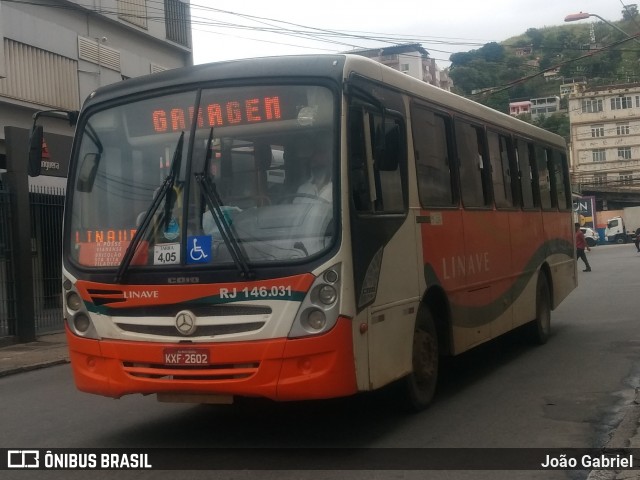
52,54,576,410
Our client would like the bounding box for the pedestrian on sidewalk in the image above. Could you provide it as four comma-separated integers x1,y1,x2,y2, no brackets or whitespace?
634,227,640,253
575,222,592,272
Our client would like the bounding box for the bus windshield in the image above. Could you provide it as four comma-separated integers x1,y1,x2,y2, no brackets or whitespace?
68,84,337,270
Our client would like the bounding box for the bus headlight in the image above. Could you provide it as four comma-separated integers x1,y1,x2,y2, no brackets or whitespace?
73,313,91,333
63,281,101,339
318,285,337,305
305,309,327,330
66,292,83,311
289,264,342,338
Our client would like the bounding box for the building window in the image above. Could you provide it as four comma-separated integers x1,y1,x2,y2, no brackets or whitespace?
619,172,633,185
165,0,191,47
400,63,409,72
591,124,605,137
582,99,603,113
611,96,633,110
592,149,606,162
618,147,632,160
594,173,607,185
617,123,630,135
118,0,148,29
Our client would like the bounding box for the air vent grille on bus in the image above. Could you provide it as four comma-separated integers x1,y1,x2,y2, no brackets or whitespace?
86,288,126,306
122,362,260,381
116,322,265,336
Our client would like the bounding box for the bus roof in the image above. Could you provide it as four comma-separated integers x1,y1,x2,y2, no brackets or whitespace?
81,54,565,150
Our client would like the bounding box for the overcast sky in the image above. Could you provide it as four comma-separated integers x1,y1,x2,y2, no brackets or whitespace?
190,0,629,68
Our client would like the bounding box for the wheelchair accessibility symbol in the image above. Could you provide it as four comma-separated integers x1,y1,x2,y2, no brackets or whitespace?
187,236,212,264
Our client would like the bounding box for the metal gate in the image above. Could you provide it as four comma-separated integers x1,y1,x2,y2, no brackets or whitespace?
0,184,65,338
30,186,65,333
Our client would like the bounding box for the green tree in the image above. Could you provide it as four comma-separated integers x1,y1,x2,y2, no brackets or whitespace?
450,51,475,66
479,42,505,63
533,113,570,142
526,28,544,48
622,4,638,20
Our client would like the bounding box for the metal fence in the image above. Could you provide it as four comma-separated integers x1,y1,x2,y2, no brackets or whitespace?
30,186,65,333
0,187,16,337
0,184,65,338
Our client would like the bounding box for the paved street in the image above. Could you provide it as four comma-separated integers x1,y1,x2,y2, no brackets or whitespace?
2,244,640,480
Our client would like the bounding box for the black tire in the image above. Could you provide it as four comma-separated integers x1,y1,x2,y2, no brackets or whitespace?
401,309,439,412
527,273,551,345
586,238,596,247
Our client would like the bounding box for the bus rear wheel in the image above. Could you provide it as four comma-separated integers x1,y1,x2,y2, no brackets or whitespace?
527,273,551,345
401,309,439,412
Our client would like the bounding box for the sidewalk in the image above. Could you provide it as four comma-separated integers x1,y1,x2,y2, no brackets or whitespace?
0,332,69,377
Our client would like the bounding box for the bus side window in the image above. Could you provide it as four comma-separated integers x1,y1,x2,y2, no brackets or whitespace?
455,120,491,208
487,131,515,209
348,107,371,212
372,114,405,213
411,105,456,207
348,106,406,213
549,149,571,210
535,145,553,210
515,138,536,209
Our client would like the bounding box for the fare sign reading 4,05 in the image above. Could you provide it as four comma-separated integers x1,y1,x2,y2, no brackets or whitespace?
163,348,210,366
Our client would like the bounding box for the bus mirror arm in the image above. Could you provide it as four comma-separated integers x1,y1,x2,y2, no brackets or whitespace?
27,109,80,177
31,109,79,127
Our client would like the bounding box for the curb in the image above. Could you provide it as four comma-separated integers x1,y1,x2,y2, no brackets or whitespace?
0,358,70,378
587,388,640,480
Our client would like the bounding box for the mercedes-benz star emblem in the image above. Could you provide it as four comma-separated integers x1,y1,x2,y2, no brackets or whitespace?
175,310,197,336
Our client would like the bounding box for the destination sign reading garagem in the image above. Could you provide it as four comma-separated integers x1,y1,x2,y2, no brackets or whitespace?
124,86,306,137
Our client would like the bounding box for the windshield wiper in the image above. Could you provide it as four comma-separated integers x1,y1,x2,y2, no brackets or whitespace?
195,128,253,279
115,132,184,283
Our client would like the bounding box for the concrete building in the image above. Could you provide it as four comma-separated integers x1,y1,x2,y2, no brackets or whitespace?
568,83,640,202
509,100,532,117
349,43,453,91
0,0,193,186
530,96,561,120
560,78,587,97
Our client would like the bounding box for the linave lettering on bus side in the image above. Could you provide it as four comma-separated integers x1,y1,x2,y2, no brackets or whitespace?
123,290,160,299
442,252,490,280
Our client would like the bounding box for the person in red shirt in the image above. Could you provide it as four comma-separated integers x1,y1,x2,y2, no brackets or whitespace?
575,222,592,272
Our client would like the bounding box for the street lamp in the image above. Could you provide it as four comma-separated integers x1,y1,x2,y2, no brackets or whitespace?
564,12,640,46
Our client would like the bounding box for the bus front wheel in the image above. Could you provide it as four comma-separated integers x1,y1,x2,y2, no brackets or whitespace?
401,309,439,412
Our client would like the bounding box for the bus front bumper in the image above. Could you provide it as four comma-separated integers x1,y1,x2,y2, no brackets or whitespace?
65,317,357,402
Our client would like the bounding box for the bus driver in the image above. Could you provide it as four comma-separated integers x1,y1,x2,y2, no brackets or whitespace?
295,141,332,203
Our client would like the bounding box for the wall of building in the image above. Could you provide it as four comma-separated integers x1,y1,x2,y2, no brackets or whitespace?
568,84,640,192
0,0,193,180
397,53,423,80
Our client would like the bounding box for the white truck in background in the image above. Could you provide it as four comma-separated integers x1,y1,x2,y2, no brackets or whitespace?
604,206,640,243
